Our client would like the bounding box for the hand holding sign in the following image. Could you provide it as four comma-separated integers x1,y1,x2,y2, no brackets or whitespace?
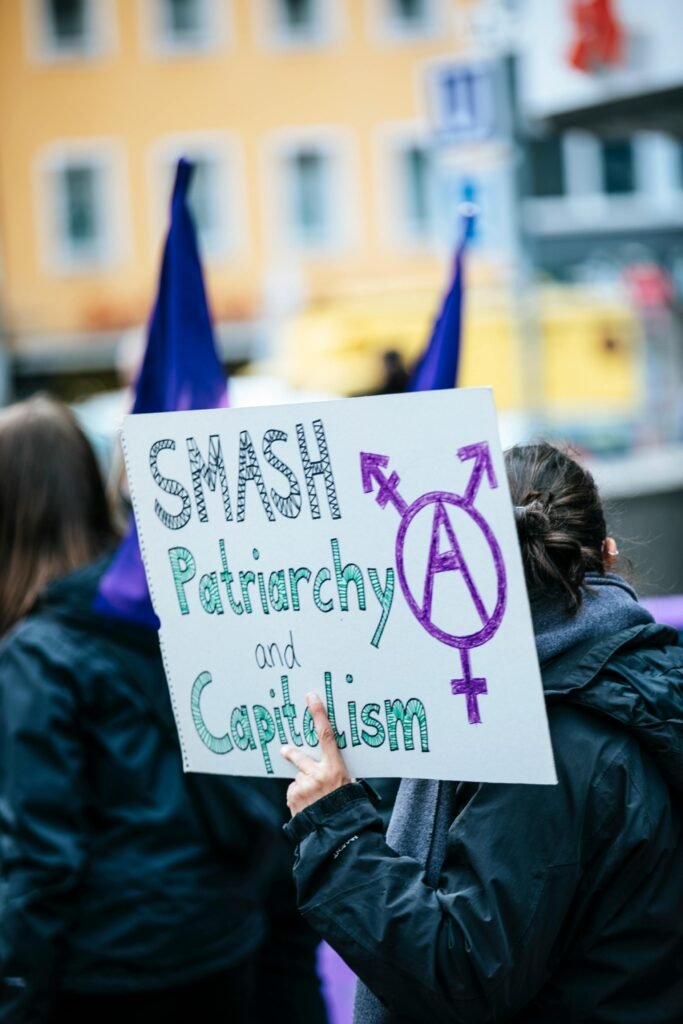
282,693,353,815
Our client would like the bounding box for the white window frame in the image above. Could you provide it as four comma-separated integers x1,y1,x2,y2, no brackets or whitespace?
140,0,229,57
255,0,344,50
23,0,116,64
375,122,441,251
562,131,682,202
523,129,683,237
34,139,129,274
633,132,683,209
369,0,444,45
262,127,359,258
148,134,247,263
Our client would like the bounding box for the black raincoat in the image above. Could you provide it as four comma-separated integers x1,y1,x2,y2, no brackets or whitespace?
285,624,683,1023
0,561,308,1021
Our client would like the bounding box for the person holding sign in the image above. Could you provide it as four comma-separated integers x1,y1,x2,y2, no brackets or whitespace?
0,397,324,1024
282,444,683,1024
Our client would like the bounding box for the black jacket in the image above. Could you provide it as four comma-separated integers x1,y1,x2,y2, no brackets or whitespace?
285,624,683,1023
0,560,287,1020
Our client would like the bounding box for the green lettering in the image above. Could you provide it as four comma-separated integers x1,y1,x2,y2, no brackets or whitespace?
288,566,311,611
313,567,333,613
368,567,395,648
199,571,224,615
191,671,232,754
360,703,385,748
231,705,256,750
168,546,196,615
331,537,366,612
253,704,276,773
384,698,429,752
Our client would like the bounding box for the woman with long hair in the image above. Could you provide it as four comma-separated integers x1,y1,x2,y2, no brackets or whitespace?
0,396,325,1023
281,443,683,1023
0,395,116,635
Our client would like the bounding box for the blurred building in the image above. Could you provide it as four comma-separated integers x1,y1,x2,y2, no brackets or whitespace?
517,0,683,447
0,0,641,414
516,0,683,597
2,0,677,441
0,0,491,398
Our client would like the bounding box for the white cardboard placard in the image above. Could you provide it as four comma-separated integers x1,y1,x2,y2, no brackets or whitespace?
123,388,556,784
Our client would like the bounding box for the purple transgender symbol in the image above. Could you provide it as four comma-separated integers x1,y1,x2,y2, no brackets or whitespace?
360,443,507,725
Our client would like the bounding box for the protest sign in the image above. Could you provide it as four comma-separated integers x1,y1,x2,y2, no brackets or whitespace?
122,388,556,783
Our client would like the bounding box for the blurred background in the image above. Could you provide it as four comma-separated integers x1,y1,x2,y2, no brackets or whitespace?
1,0,682,596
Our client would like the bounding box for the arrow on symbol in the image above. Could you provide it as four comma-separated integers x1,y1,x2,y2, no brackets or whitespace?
360,452,408,515
457,442,498,505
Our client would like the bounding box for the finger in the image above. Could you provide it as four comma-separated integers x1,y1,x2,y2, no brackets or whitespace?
286,780,299,813
307,692,344,762
281,744,318,775
287,775,317,816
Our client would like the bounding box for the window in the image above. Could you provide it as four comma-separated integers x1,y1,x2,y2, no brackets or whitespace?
46,0,87,46
153,141,242,261
48,157,112,269
37,143,126,273
62,165,99,248
267,0,332,46
36,0,103,58
266,131,353,255
528,136,565,198
154,0,217,52
392,0,428,26
399,143,435,241
279,0,315,32
186,157,228,256
600,139,635,195
166,0,202,38
379,0,438,38
286,148,333,247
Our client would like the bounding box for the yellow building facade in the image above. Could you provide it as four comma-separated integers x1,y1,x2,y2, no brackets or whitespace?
0,0,639,414
0,1,479,335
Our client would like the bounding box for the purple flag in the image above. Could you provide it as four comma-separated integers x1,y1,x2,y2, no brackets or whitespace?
95,159,228,628
407,210,474,392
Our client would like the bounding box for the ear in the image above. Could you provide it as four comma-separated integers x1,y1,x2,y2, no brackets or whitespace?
602,536,619,568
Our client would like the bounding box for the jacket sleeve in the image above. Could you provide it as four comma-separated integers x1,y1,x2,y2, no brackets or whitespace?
0,635,87,1022
284,772,587,1024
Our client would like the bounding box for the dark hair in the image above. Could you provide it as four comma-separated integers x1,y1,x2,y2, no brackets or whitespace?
0,396,117,635
505,443,607,613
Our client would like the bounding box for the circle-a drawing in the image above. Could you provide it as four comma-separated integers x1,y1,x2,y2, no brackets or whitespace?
395,490,507,651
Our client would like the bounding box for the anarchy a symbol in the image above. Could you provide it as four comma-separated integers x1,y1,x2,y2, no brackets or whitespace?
360,443,507,725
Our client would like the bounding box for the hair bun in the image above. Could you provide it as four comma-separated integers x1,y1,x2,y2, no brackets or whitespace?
505,444,608,612
514,498,551,541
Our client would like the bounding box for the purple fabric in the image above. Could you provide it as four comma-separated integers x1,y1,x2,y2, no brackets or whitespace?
95,159,228,628
318,942,356,1024
641,594,683,631
406,212,473,393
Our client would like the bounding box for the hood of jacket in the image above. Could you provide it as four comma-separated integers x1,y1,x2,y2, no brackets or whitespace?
543,622,683,796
